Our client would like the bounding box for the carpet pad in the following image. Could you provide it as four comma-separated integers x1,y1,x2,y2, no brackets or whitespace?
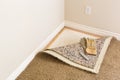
17,38,120,80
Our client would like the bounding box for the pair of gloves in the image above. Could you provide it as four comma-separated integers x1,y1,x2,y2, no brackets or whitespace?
80,38,97,55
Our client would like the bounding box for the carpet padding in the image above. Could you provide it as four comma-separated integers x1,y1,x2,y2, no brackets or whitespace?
17,38,120,80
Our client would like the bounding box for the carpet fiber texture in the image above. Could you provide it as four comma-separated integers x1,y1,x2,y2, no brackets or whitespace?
17,38,120,80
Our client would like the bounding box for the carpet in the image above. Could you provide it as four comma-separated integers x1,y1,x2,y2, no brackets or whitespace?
17,38,120,80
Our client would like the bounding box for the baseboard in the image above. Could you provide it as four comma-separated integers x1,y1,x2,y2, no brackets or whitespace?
7,22,64,80
65,20,120,40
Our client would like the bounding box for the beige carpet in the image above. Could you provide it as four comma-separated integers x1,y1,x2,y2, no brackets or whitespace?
17,38,120,80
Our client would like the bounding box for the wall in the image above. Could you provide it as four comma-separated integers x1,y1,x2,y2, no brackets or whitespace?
0,0,64,79
65,0,120,33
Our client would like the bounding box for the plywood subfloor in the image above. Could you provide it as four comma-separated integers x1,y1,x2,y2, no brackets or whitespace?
46,27,101,49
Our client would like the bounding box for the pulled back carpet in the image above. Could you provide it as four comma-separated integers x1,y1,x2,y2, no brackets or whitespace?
17,38,120,80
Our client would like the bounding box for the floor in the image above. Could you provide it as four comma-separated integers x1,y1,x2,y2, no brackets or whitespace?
17,27,120,80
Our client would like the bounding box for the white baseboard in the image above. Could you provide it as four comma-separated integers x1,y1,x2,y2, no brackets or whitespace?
65,20,120,40
7,22,64,80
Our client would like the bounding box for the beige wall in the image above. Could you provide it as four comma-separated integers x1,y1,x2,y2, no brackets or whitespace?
65,0,120,33
0,0,64,79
